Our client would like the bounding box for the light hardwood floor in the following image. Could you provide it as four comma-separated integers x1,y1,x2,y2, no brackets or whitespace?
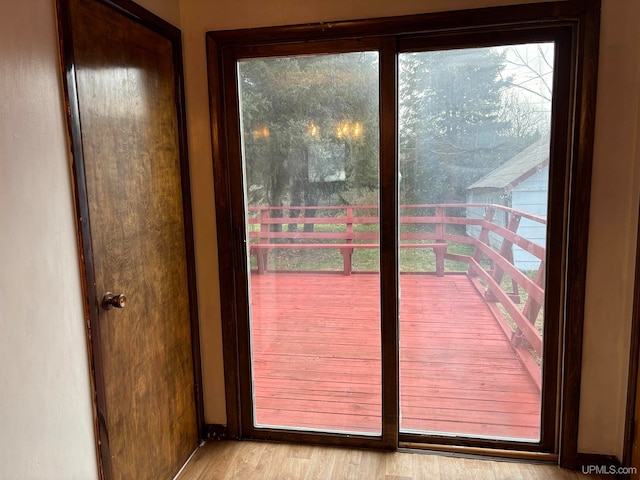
178,441,606,479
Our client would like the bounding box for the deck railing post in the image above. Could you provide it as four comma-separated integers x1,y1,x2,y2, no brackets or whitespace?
469,206,495,279
260,207,270,242
523,261,545,325
434,206,446,276
435,206,444,240
342,207,354,275
346,207,353,243
257,207,270,274
489,212,522,304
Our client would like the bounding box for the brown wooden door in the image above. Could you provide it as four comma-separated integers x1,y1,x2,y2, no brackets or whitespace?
58,0,199,478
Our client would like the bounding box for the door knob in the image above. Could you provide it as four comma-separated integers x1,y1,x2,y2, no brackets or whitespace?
102,292,126,310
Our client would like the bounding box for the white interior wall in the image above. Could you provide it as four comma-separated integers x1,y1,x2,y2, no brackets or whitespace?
579,0,640,457
0,0,98,478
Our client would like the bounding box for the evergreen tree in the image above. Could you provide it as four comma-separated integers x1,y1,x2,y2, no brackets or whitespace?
399,48,517,204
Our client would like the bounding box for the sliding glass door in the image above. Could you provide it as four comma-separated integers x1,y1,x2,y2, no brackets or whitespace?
208,3,598,456
232,41,554,444
398,44,554,441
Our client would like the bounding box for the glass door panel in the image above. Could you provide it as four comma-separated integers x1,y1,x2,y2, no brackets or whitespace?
398,44,554,441
237,52,381,435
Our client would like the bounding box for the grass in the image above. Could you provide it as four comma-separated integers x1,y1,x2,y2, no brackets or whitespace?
257,243,476,274
250,222,477,273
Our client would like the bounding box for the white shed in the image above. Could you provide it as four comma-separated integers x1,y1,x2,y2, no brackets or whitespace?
466,138,550,271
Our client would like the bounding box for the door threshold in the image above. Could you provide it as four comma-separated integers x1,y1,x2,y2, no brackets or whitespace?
399,442,558,463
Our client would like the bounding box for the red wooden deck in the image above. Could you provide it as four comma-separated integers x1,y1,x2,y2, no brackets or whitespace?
249,272,541,441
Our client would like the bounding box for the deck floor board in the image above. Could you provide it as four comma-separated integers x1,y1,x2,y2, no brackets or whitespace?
249,273,541,441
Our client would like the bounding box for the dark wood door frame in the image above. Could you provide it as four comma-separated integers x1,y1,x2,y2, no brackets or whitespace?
624,202,640,469
207,0,600,468
56,0,204,477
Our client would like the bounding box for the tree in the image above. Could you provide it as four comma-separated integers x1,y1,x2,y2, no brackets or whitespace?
238,53,380,222
501,43,554,102
498,89,545,152
240,45,547,213
399,48,515,204
497,43,554,151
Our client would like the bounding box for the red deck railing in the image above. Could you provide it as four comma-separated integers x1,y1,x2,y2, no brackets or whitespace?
246,204,546,389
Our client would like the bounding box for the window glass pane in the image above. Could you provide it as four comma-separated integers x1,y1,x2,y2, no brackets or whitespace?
398,43,553,441
238,52,382,435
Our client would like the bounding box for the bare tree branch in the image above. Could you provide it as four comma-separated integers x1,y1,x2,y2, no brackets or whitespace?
503,45,553,101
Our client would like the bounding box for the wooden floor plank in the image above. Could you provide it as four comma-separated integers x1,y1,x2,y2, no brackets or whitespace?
249,273,541,441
